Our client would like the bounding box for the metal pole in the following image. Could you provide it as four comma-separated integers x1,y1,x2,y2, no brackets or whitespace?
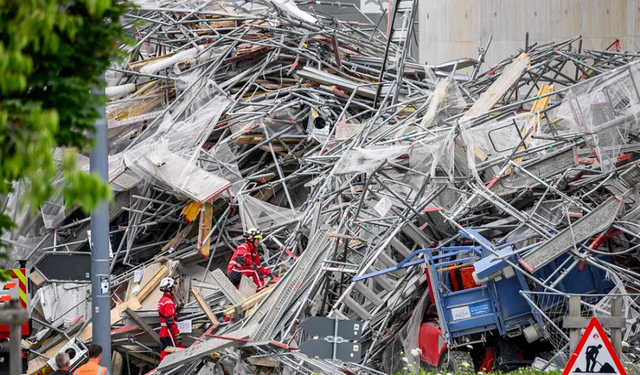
90,72,112,371
10,321,21,375
331,315,338,375
0,301,29,375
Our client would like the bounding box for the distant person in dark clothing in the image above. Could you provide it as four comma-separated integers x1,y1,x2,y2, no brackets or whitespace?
586,344,602,372
51,353,72,375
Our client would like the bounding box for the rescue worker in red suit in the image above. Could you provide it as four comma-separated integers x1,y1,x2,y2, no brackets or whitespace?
158,277,184,361
227,228,271,290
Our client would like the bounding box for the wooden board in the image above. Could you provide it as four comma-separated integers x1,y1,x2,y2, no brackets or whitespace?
224,284,276,319
77,297,142,342
509,84,555,171
197,201,213,258
134,265,169,303
191,288,219,324
464,53,530,118
124,308,162,346
161,223,195,253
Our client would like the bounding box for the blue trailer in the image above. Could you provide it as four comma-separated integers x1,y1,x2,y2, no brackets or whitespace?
354,227,615,365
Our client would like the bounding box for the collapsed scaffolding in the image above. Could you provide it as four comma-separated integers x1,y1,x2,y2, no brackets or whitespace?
3,0,640,374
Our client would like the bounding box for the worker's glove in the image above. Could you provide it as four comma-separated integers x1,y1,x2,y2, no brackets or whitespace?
259,267,271,277
175,332,183,346
237,257,252,267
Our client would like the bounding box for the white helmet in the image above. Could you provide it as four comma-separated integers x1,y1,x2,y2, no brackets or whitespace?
159,277,175,292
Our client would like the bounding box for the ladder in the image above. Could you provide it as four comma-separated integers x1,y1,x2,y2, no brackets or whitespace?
373,0,419,107
328,221,422,323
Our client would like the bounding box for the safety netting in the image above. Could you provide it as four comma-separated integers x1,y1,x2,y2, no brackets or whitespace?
561,63,640,172
238,194,303,232
416,77,467,131
460,113,537,181
333,144,409,176
406,127,456,184
382,288,431,374
124,96,231,202
202,141,244,199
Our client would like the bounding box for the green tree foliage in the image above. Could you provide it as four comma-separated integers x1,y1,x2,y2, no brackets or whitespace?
0,0,130,278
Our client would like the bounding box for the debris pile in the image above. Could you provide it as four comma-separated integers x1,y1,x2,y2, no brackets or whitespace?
4,0,640,374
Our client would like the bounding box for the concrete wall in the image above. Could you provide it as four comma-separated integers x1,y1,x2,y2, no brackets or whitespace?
418,0,640,69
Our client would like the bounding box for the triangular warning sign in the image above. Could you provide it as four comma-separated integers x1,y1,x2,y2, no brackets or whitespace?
562,317,626,375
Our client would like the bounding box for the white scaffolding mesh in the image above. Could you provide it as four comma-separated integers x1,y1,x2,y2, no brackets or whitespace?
124,96,231,202
238,194,302,232
417,77,467,130
563,63,640,172
202,142,244,199
408,127,456,182
333,144,409,176
460,113,536,180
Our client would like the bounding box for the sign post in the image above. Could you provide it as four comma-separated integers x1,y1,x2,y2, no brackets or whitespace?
299,316,363,374
562,317,626,375
563,296,625,357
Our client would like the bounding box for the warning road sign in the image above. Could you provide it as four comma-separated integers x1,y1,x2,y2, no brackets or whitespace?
562,317,626,375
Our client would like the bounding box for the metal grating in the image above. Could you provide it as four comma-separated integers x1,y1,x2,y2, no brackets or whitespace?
250,227,331,340
491,147,578,196
211,268,245,306
520,196,622,273
621,162,640,188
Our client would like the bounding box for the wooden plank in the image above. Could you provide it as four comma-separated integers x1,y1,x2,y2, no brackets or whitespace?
134,265,169,303
191,288,219,325
163,346,184,353
161,223,195,253
508,84,555,171
464,53,530,118
21,340,34,349
27,357,48,375
124,308,162,346
180,201,201,222
248,357,278,367
197,201,214,258
224,284,276,319
259,144,286,153
77,297,142,342
563,316,626,329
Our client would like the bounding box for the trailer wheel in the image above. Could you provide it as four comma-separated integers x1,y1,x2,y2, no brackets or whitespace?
440,350,474,372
